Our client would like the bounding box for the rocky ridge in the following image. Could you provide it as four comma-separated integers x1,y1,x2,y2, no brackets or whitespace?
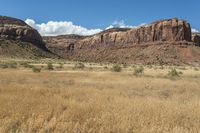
0,16,56,58
44,18,200,65
192,33,200,46
77,18,191,49
0,16,44,48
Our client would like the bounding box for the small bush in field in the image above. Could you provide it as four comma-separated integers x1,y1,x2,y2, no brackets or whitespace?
9,62,17,69
104,66,108,69
0,64,9,69
22,63,33,68
47,63,54,70
59,63,64,69
112,64,122,72
168,68,182,77
134,66,144,76
32,67,41,73
123,64,127,68
74,62,85,69
0,62,17,69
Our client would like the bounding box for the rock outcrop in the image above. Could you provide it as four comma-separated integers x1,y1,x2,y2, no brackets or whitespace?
0,16,43,47
192,33,200,46
78,18,191,49
44,18,200,65
0,16,57,59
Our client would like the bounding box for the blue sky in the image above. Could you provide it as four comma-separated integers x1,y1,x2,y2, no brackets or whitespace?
0,0,199,36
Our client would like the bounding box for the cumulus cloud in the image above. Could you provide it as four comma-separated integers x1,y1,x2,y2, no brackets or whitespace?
25,19,102,36
192,28,199,33
106,20,146,30
25,19,146,36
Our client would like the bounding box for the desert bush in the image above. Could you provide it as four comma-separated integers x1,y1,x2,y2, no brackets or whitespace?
56,63,64,69
123,64,127,68
89,67,93,70
59,63,64,69
21,62,33,68
168,68,182,77
134,66,144,76
32,67,41,73
0,62,17,69
74,62,85,69
111,64,122,72
104,66,108,69
9,62,17,69
47,63,54,70
146,65,153,69
0,63,9,69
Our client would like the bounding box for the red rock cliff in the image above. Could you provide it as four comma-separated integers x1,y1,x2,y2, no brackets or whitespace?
78,18,191,49
0,16,43,45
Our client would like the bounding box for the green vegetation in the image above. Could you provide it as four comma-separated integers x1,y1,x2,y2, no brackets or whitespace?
74,62,85,69
111,64,122,72
133,66,144,76
0,63,9,69
21,62,34,68
168,68,183,77
0,62,17,69
104,66,108,69
58,63,64,69
32,67,41,73
47,63,54,70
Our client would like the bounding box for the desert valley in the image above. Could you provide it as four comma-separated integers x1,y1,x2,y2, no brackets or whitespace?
0,14,200,133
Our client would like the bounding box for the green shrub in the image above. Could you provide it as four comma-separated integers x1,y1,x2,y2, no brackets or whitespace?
32,67,41,73
0,62,17,69
0,64,9,69
134,66,144,76
123,64,127,68
168,68,182,77
74,62,85,69
112,64,122,72
104,66,108,69
22,62,33,68
9,62,17,69
47,63,54,70
58,63,64,69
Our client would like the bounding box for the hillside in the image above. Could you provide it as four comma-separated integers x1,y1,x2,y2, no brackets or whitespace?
0,16,57,59
0,38,55,59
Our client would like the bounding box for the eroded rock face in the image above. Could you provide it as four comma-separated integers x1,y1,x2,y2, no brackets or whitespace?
192,33,200,46
0,16,43,45
43,18,200,65
78,18,192,49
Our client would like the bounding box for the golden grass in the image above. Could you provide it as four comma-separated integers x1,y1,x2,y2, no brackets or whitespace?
0,63,200,133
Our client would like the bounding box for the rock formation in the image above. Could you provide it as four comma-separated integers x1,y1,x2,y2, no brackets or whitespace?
77,18,191,49
192,33,200,46
44,18,200,65
0,16,57,58
0,16,43,47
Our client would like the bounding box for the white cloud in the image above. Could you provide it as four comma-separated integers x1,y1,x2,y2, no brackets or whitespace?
106,20,146,30
25,19,146,36
192,28,199,33
25,19,102,36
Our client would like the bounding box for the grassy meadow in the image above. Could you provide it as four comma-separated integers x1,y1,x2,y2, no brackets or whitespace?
0,59,200,133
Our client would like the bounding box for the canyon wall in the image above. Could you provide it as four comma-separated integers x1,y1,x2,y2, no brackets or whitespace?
0,16,43,46
78,18,191,49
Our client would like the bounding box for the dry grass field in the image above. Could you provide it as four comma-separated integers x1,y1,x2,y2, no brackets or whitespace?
0,60,200,133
